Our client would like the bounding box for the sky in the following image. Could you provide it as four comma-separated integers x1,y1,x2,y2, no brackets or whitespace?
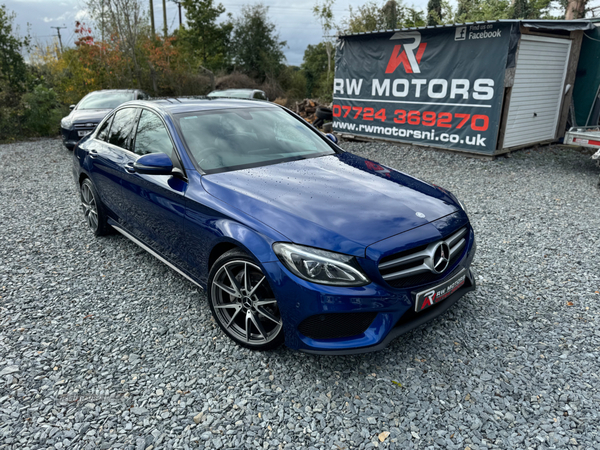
5,0,431,66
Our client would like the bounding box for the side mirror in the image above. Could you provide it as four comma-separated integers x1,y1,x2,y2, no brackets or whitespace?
133,153,173,175
69,104,76,111
325,133,338,144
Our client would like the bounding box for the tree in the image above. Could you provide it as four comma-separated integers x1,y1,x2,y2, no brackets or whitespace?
230,4,286,81
565,0,587,18
302,42,329,98
86,0,147,87
180,0,232,71
454,0,511,22
381,0,398,28
343,1,382,33
510,0,554,19
511,0,531,18
427,0,443,25
313,0,335,76
341,0,425,34
0,5,29,90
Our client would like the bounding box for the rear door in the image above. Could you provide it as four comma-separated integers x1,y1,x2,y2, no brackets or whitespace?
85,108,138,219
119,109,188,262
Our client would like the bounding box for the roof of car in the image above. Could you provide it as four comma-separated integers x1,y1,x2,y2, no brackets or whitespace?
128,98,277,114
87,89,142,94
209,89,261,93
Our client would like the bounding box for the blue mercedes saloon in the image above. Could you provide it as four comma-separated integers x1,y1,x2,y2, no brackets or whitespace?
72,98,476,354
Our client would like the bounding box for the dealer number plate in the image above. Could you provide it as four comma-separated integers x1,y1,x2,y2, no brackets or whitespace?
414,269,467,312
78,130,91,137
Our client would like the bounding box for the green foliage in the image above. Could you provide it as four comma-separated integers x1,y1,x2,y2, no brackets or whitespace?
277,66,307,100
313,0,335,35
302,43,328,97
230,4,287,81
341,0,425,34
179,0,232,71
0,4,29,90
313,0,336,77
0,5,62,141
454,0,556,21
22,85,66,137
427,0,443,25
509,0,555,19
455,0,511,21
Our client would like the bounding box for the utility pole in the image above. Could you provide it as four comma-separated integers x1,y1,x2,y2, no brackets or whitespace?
100,0,104,46
162,0,168,38
149,0,156,37
175,1,182,27
51,26,67,52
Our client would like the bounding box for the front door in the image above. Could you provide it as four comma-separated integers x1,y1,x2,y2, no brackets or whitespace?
119,109,188,263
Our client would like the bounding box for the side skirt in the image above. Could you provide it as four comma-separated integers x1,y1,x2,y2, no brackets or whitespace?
109,220,205,291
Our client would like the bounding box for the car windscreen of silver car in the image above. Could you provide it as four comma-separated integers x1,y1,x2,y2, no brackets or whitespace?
78,92,135,110
176,108,335,173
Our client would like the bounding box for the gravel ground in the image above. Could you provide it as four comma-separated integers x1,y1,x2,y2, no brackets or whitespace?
1,137,599,450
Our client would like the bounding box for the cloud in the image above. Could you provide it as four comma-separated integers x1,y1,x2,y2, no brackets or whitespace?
75,9,89,21
43,13,69,23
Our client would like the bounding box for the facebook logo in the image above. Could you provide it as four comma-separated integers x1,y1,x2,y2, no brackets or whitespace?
455,27,466,41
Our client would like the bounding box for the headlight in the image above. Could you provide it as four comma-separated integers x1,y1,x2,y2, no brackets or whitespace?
273,243,370,287
61,118,73,129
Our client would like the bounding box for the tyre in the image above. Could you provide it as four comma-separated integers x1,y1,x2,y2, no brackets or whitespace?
208,249,284,350
316,106,333,120
80,178,111,236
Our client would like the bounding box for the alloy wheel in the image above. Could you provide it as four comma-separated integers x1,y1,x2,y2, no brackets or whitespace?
80,182,99,232
210,260,282,346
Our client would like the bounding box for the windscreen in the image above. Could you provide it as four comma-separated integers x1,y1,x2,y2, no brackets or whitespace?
78,92,135,110
176,108,335,173
208,91,251,99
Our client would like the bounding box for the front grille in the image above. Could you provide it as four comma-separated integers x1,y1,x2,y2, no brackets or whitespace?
298,312,377,340
74,122,98,129
379,227,468,289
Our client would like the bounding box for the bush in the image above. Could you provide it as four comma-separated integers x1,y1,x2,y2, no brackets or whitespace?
22,84,65,137
215,72,259,90
0,87,22,142
277,66,306,102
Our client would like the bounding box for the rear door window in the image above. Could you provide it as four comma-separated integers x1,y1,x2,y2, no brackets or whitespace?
108,108,138,150
96,114,113,142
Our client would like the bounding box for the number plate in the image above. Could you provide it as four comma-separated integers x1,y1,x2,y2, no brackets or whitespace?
414,269,467,312
78,130,91,137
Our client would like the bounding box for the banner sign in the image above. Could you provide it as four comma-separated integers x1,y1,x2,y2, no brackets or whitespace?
333,23,516,154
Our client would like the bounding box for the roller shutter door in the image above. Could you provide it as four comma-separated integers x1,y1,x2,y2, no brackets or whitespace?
503,35,571,148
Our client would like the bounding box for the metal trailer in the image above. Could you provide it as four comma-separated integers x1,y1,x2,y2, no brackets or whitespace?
564,126,600,187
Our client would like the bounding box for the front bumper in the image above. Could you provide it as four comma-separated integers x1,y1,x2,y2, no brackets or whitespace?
300,268,476,354
262,230,476,354
61,127,93,149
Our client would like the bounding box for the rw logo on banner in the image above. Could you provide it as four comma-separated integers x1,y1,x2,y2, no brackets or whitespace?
385,32,427,74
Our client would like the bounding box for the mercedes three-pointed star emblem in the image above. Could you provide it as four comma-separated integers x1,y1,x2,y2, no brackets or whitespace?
432,242,450,273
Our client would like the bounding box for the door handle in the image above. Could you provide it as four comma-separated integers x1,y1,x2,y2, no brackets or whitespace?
89,149,98,159
125,162,136,173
